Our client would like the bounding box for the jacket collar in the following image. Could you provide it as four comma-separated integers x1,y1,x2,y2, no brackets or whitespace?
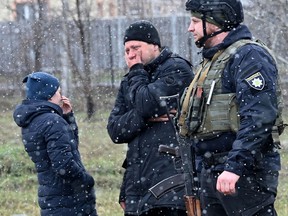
144,47,172,72
22,99,63,116
202,24,252,59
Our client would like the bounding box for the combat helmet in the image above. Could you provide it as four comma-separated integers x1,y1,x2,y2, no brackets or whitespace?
185,0,244,47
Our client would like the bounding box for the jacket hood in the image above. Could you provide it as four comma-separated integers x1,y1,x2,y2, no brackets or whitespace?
202,24,252,59
13,100,62,127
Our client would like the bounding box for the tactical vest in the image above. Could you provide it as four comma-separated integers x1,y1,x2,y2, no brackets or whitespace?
178,39,285,141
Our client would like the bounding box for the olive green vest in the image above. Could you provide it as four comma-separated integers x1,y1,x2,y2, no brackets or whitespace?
178,39,284,142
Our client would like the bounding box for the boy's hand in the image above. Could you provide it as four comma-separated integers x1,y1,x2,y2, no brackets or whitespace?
61,96,72,114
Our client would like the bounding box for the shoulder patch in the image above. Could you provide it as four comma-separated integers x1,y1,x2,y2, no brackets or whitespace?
245,72,265,90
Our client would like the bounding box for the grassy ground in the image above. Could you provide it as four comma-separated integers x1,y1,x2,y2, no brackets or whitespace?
1,108,288,216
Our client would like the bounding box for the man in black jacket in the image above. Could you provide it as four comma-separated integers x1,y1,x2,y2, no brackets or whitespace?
13,72,97,216
107,20,194,216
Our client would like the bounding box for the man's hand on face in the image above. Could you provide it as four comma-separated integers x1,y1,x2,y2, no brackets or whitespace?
125,48,143,69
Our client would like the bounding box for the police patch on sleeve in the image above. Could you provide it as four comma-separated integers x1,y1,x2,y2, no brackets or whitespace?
245,72,265,90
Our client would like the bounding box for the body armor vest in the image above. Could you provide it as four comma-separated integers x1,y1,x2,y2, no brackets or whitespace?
178,39,284,140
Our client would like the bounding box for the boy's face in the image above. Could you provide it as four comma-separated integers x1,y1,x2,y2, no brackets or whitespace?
49,87,62,106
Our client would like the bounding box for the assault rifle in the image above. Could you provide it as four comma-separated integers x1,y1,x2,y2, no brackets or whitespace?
177,135,201,216
149,94,201,216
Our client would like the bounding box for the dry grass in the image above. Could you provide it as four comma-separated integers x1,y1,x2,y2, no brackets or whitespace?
0,94,288,215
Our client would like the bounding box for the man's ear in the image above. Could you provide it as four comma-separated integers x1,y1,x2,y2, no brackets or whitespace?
210,23,221,31
48,97,53,102
153,44,160,52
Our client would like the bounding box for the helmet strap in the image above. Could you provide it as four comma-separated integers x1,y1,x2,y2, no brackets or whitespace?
195,15,225,48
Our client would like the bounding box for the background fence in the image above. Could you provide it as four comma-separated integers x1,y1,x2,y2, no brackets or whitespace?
0,15,287,107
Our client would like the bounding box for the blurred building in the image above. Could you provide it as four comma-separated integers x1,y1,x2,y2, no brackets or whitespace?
0,0,186,22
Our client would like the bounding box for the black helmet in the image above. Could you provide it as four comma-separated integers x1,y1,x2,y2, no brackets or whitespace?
186,0,244,31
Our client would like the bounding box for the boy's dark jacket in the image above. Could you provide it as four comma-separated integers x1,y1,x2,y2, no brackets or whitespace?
13,100,96,216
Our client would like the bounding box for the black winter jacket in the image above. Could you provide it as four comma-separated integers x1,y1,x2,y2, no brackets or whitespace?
107,47,194,215
13,100,97,216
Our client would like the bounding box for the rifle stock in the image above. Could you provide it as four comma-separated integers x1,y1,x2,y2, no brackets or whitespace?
178,136,201,216
184,195,201,216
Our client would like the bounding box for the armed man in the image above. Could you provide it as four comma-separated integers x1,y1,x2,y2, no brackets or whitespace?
177,0,285,215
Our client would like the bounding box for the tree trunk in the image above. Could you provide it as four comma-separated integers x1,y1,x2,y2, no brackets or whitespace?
86,94,95,120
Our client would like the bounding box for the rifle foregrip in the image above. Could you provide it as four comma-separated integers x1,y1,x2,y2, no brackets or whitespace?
184,195,201,216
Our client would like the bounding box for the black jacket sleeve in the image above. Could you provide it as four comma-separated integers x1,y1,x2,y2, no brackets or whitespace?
44,115,94,189
224,45,279,175
107,80,147,143
63,112,79,144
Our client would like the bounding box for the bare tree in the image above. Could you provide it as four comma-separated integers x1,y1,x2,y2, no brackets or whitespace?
33,0,47,71
2,0,49,72
26,0,47,72
61,0,96,120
